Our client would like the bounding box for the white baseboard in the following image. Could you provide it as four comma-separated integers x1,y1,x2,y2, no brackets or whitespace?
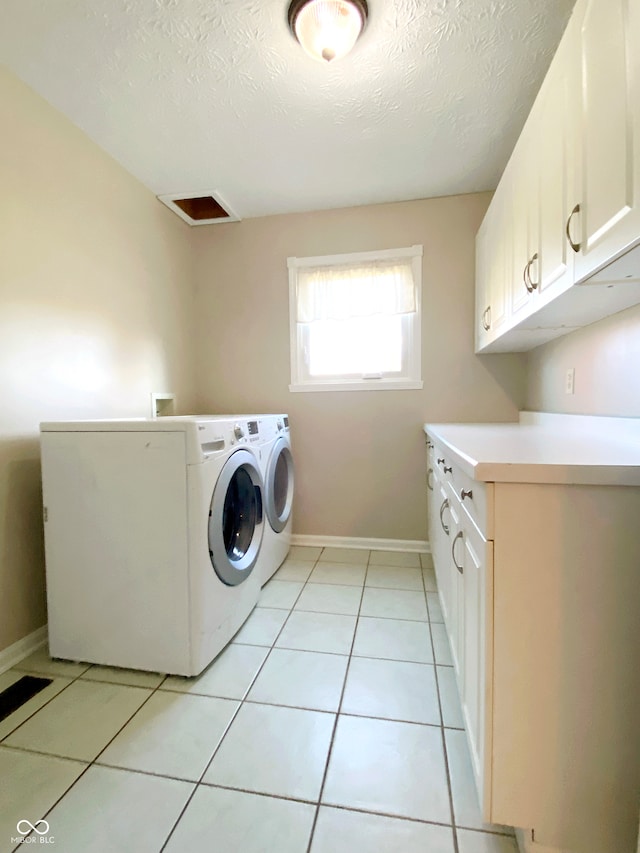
0,625,48,675
291,534,430,553
515,828,574,853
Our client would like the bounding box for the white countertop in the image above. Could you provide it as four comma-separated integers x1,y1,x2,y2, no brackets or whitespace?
424,412,640,486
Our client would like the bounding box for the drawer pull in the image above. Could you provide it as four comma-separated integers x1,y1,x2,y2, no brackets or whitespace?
444,465,452,474
427,468,434,492
524,258,534,293
460,489,473,501
452,531,464,574
528,252,539,290
439,498,450,535
425,439,433,449
566,203,581,253
437,458,445,466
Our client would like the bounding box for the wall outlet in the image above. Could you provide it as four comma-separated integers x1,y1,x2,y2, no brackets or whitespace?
565,368,575,395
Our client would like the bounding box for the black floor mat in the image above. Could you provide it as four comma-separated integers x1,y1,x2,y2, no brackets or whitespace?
0,674,53,722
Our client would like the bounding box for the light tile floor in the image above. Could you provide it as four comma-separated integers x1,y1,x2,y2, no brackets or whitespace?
0,546,516,853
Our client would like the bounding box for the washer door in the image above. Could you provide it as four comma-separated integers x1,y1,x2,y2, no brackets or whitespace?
208,449,264,586
265,437,294,534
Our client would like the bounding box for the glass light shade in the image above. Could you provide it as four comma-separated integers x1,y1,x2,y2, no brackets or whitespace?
292,0,366,63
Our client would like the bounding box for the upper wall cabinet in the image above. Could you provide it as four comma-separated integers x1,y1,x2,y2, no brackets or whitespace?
576,0,639,278
476,178,510,350
476,0,640,354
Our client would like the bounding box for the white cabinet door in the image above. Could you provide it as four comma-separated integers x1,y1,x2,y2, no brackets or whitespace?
487,186,510,337
460,517,494,817
476,183,510,351
509,133,540,322
508,153,532,321
426,460,440,587
447,494,464,681
475,215,492,351
575,0,640,279
512,12,578,318
535,18,577,301
433,477,452,626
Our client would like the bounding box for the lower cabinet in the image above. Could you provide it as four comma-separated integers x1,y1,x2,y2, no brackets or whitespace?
445,492,464,684
428,441,493,812
427,461,450,623
426,433,640,853
458,512,493,815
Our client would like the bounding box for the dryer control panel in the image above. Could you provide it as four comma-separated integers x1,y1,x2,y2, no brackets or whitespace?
190,418,265,463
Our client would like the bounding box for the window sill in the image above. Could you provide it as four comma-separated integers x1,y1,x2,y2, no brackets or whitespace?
289,380,424,393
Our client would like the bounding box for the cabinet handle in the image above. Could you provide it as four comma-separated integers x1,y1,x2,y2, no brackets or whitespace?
425,439,433,448
523,258,534,293
444,465,452,474
439,498,450,535
461,489,473,501
427,468,434,491
437,458,445,466
452,531,464,574
528,252,539,290
482,306,491,331
566,203,581,253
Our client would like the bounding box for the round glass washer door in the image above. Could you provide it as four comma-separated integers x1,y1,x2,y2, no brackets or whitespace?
265,437,294,534
208,449,264,586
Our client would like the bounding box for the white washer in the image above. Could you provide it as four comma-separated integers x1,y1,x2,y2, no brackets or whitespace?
188,413,294,585
40,416,264,676
258,414,294,584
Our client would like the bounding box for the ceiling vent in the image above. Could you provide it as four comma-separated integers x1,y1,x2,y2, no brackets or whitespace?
157,190,240,226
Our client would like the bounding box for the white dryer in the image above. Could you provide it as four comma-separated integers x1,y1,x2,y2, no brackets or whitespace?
257,414,294,585
40,417,264,676
194,413,294,585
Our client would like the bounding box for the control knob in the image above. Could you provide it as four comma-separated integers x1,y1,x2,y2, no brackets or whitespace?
234,423,245,440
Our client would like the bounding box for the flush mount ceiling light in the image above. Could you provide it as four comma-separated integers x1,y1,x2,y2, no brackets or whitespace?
288,0,368,63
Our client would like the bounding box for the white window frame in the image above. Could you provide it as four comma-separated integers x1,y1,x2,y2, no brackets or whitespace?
288,245,423,393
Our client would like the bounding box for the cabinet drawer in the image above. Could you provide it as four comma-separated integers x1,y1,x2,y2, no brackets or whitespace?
438,464,493,540
452,467,493,540
428,433,494,539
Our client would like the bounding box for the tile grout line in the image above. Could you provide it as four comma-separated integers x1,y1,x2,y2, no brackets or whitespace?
158,552,323,853
231,638,455,666
304,548,371,853
5,738,512,839
256,604,443,624
6,550,509,851
304,799,462,831
2,692,466,748
1,664,93,746
8,557,315,852
1,742,92,766
9,666,171,853
10,556,325,853
422,566,460,853
279,549,461,851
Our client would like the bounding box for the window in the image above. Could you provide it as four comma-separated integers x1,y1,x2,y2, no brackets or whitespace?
288,245,423,392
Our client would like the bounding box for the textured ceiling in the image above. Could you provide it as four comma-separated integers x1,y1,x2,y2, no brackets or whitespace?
0,0,575,219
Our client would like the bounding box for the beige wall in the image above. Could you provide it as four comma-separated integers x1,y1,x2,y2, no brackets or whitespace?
526,304,640,417
193,195,526,540
0,70,197,653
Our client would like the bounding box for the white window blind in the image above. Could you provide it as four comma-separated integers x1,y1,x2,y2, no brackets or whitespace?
288,245,423,393
296,260,416,323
